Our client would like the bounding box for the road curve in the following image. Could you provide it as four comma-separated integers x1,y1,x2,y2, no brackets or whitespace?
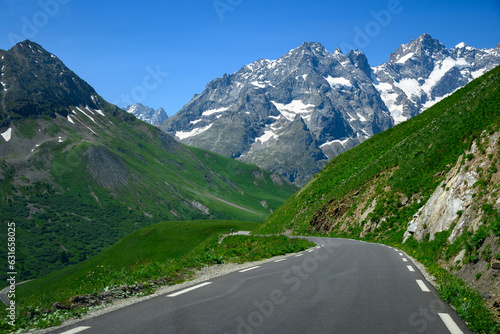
47,237,472,334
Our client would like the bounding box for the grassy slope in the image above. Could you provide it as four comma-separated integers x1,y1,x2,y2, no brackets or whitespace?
257,65,500,237
15,220,257,306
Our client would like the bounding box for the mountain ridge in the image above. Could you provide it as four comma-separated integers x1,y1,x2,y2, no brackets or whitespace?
161,34,500,185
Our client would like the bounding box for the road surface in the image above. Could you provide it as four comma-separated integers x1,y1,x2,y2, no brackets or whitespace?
48,237,471,333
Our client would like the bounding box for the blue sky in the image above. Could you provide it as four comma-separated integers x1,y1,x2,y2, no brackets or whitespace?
1,0,499,115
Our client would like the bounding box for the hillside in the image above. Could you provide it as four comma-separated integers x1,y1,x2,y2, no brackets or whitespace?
256,65,500,317
0,41,298,282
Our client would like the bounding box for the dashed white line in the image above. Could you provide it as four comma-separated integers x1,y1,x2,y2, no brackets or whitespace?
295,254,304,257
239,266,260,273
416,279,430,292
439,313,464,334
399,253,404,256
402,258,408,262
166,282,212,297
307,249,314,253
407,266,415,272
60,327,91,334
274,259,287,263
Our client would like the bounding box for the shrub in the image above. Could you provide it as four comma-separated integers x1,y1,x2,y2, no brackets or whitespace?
470,225,489,249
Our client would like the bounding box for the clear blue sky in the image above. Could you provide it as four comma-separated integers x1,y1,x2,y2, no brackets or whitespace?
1,0,499,115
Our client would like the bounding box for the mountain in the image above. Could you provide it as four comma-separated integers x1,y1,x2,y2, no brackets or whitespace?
0,41,298,281
255,65,500,323
125,103,168,126
160,34,500,185
373,33,500,123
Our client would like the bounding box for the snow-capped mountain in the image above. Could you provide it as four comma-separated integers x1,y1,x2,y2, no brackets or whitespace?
160,34,500,185
125,103,168,126
373,33,500,124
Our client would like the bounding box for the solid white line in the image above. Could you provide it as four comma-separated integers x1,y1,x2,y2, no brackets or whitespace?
402,258,408,262
295,254,304,257
60,327,91,334
307,249,314,253
439,313,464,334
407,266,415,272
416,280,430,292
274,259,286,263
166,282,212,297
239,266,260,273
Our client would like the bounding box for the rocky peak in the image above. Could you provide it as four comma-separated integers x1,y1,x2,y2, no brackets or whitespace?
388,33,448,64
283,42,331,63
1,40,102,126
125,103,168,126
347,49,372,79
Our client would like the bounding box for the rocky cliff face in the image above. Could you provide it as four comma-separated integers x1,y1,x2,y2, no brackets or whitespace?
404,131,500,243
403,130,500,314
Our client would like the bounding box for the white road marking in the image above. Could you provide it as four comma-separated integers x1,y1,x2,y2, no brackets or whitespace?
402,258,408,262
407,266,415,272
416,280,430,292
399,253,404,256
166,282,212,297
439,313,464,334
274,259,287,263
295,254,304,257
239,266,260,273
60,327,91,334
307,249,314,253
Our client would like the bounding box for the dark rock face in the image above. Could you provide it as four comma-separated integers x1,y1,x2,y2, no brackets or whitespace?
161,35,500,185
0,40,104,127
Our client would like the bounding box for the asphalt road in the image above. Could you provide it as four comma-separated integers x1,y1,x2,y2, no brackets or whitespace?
48,237,472,334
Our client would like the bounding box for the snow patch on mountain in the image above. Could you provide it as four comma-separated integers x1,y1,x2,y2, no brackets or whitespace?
1,128,12,142
255,129,278,144
396,52,414,64
176,123,214,140
202,107,228,116
325,76,352,87
272,100,315,121
76,106,96,124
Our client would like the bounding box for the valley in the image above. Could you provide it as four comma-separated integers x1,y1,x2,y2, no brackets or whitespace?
0,35,499,333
